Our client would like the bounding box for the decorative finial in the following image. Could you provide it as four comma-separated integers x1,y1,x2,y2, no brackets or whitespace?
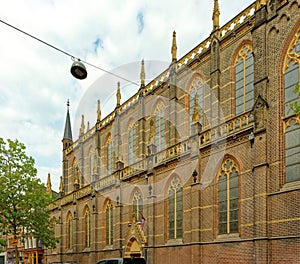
116,82,121,107
212,0,220,31
67,99,70,111
192,93,201,123
59,176,64,193
171,31,177,62
87,121,90,131
80,114,85,135
46,173,52,197
97,99,101,122
140,59,145,87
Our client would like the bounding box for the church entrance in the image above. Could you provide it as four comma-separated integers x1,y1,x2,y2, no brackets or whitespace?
124,238,142,258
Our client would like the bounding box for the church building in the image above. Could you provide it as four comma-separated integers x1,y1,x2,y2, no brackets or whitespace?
47,1,300,263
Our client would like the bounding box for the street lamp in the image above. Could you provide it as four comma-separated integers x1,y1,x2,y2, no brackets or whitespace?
70,60,87,80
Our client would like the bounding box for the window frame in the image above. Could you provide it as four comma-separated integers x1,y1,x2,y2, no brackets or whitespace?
217,159,239,236
154,103,165,152
168,177,183,240
105,201,114,246
84,208,91,248
234,44,254,115
128,123,137,165
283,28,300,183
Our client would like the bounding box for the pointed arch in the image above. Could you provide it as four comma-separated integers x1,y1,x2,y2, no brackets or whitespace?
104,199,114,246
88,145,94,184
83,205,91,248
131,188,143,222
153,101,166,152
66,211,73,249
167,176,183,240
105,134,114,175
281,25,300,183
282,26,300,115
232,41,254,115
188,76,205,130
217,157,240,235
124,237,142,258
127,118,138,165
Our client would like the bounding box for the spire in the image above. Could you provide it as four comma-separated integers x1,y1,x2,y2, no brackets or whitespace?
80,114,85,135
140,59,145,87
212,0,220,31
97,99,101,122
63,100,73,141
192,93,201,124
171,31,177,62
116,82,121,107
59,176,64,194
46,173,52,197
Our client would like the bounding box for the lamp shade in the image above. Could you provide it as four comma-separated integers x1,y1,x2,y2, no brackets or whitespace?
70,60,87,80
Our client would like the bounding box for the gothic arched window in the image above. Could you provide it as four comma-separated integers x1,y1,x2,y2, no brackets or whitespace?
106,201,113,245
235,44,254,115
89,151,93,183
132,190,143,222
189,78,203,127
106,137,113,175
154,103,165,152
218,159,239,235
283,28,300,182
168,177,182,240
128,123,137,165
84,208,91,248
66,213,73,249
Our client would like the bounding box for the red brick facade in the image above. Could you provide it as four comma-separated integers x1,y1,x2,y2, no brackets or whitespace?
47,1,300,263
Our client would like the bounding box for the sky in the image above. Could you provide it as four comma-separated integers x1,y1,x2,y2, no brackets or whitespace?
0,0,252,191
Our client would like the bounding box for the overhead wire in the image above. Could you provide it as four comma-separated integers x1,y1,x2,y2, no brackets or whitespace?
0,18,139,86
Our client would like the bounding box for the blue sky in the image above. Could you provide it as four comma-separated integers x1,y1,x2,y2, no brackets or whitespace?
0,0,252,191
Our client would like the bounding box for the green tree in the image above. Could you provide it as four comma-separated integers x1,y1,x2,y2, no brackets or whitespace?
0,138,57,264
289,84,300,115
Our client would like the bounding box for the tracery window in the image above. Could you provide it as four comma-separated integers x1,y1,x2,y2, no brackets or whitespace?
168,177,182,240
128,123,137,165
218,159,239,235
154,103,165,152
84,208,91,248
89,152,93,183
235,44,254,115
106,201,113,245
67,214,73,249
283,28,300,182
132,190,143,222
189,78,203,127
106,137,113,175
72,161,78,189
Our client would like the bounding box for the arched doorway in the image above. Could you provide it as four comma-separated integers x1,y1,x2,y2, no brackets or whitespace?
124,237,142,258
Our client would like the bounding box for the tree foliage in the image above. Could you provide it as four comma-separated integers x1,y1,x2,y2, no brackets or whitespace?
289,84,300,115
0,138,57,262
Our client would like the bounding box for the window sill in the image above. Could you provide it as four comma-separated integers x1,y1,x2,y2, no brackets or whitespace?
104,245,113,250
281,180,300,191
215,233,240,242
82,247,91,253
166,238,183,246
